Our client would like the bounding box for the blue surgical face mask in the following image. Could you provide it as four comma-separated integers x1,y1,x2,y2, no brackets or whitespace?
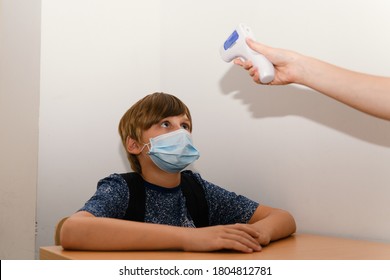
142,129,200,173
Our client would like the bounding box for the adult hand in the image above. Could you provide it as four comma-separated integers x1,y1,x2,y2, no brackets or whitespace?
234,38,301,85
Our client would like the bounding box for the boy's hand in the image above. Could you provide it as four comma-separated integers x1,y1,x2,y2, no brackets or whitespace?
182,224,262,253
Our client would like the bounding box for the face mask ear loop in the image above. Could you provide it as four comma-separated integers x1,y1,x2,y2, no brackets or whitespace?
140,142,151,153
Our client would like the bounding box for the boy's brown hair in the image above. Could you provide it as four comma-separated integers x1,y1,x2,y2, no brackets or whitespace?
118,92,192,174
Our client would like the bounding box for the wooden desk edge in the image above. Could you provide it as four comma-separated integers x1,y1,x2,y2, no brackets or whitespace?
40,234,390,260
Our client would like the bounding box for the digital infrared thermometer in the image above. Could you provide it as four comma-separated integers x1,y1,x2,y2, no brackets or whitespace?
220,23,275,84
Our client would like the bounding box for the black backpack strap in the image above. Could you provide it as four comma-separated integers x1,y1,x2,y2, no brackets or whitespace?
181,171,209,228
120,171,209,227
120,172,145,222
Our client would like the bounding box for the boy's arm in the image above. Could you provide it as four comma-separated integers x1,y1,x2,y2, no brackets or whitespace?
248,205,296,246
60,211,262,252
60,211,183,251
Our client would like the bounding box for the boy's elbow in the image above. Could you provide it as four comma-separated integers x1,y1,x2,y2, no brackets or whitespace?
282,209,297,236
289,211,297,234
59,218,82,250
272,208,297,238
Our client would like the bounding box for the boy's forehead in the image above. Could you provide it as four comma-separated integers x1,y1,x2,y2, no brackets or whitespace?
161,114,190,121
181,114,190,121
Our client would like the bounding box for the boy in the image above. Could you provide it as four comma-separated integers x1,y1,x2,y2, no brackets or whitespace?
61,92,296,253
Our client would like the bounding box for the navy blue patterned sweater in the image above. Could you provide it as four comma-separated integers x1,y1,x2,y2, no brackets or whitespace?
79,172,259,227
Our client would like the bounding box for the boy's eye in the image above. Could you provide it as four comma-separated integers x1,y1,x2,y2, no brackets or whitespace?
181,123,190,130
160,121,169,128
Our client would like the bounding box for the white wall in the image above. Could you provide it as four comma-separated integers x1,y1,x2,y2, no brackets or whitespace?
0,0,40,259
36,0,390,255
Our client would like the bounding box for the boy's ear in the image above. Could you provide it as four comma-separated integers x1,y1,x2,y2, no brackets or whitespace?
126,137,143,155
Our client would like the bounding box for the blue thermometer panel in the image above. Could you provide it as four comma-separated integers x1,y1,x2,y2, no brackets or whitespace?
223,30,239,50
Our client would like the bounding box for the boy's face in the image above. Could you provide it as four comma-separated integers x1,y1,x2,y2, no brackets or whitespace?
141,114,191,144
135,114,192,175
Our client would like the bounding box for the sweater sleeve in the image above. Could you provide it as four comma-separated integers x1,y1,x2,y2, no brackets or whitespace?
190,172,259,225
78,173,129,219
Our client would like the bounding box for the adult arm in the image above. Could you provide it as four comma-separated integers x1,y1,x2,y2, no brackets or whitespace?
235,38,390,120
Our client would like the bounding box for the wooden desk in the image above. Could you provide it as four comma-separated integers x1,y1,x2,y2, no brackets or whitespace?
40,234,390,260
